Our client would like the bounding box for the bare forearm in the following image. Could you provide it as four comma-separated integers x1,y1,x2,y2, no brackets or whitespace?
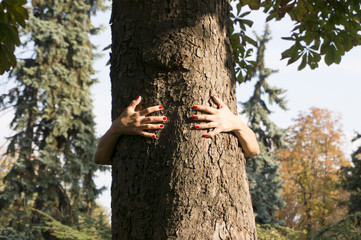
233,117,260,157
94,127,121,165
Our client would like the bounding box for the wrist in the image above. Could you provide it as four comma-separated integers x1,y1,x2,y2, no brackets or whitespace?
109,121,125,137
232,116,244,133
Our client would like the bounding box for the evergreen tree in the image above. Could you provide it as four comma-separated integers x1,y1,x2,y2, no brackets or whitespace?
0,0,107,238
241,25,286,224
342,132,361,214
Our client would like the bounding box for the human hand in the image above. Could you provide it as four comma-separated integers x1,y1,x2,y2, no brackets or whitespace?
191,95,245,138
110,96,167,138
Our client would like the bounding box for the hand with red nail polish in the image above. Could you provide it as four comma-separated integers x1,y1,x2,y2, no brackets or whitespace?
191,95,260,157
109,96,166,137
94,96,167,165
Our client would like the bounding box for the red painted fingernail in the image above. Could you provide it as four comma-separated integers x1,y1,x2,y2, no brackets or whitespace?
191,116,196,119
160,124,164,128
153,135,156,138
203,134,208,137
163,117,167,120
137,96,141,99
159,106,163,109
213,95,217,98
193,106,198,109
195,126,199,129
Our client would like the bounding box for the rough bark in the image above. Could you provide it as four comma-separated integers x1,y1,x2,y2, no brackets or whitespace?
110,0,256,239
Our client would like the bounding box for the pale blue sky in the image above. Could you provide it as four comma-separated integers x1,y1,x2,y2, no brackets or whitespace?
1,6,360,212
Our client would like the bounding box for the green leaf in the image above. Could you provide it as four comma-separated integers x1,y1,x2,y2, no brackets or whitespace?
4,0,21,4
240,19,253,28
0,23,20,47
239,11,251,18
2,42,17,67
0,45,10,72
244,35,258,47
13,5,29,19
281,45,299,60
298,54,307,71
6,5,27,28
287,51,302,65
324,45,336,66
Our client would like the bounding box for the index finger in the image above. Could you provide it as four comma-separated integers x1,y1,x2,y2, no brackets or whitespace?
139,105,163,116
193,105,217,114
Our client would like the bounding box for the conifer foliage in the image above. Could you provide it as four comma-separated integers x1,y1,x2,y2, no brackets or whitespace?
241,25,287,224
0,0,107,238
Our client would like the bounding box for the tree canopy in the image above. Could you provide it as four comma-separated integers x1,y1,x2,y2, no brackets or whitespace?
231,0,361,82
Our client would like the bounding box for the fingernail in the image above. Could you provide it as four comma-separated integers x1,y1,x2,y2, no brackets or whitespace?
195,126,199,129
163,117,167,121
213,94,217,98
160,124,164,128
159,106,163,109
152,135,156,138
191,116,196,119
193,106,198,109
203,134,208,137
137,96,141,99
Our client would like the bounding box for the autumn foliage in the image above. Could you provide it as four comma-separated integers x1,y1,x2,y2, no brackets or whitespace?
277,108,349,237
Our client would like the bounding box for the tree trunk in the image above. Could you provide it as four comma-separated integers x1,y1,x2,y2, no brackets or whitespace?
110,0,256,239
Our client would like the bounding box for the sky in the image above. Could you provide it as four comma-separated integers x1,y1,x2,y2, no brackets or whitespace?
1,6,360,213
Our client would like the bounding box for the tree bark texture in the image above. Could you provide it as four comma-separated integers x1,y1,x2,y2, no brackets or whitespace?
110,1,256,239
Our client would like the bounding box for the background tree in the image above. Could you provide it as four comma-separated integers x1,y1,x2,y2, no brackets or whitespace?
277,108,349,238
0,0,28,74
342,133,361,214
240,25,286,225
0,0,108,238
310,212,361,240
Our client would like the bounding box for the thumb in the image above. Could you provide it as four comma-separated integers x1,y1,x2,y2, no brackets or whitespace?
128,96,142,110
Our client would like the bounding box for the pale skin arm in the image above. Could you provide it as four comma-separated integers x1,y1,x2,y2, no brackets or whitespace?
94,96,167,165
191,95,260,157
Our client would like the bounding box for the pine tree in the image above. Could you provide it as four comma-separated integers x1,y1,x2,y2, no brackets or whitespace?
342,132,361,214
0,0,107,238
240,25,287,224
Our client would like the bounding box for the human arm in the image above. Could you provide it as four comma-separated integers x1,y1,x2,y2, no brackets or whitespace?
191,95,260,157
94,96,167,165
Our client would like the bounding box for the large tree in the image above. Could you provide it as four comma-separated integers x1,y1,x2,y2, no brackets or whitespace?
110,0,256,239
110,0,361,239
